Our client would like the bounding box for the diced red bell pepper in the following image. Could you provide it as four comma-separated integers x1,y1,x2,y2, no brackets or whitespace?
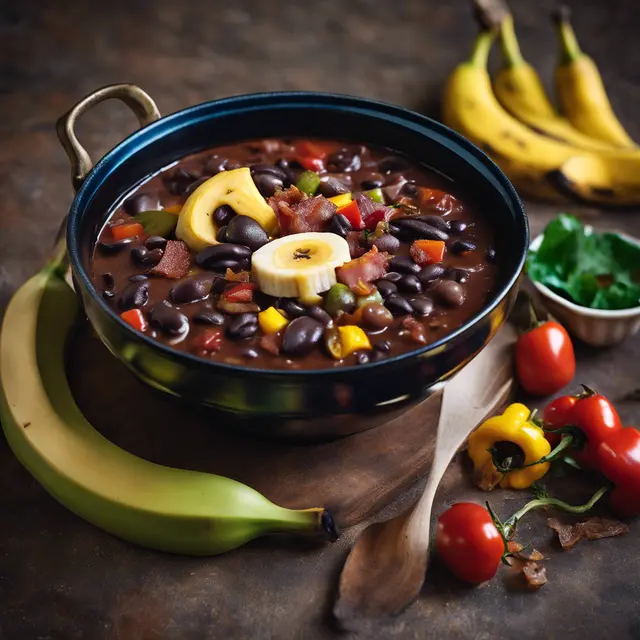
410,240,446,265
111,222,144,240
419,187,448,206
298,156,326,173
224,282,257,303
337,200,364,230
362,209,388,232
295,141,332,159
193,329,224,352
120,309,148,332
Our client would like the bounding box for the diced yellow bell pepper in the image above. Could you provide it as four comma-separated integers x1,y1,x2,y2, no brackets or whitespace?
163,204,183,215
259,306,289,334
328,193,353,208
338,325,372,357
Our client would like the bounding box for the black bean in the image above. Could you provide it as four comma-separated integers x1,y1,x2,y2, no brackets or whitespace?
123,193,161,216
418,264,446,285
384,271,403,283
131,246,163,267
401,182,419,197
170,277,213,304
252,172,283,197
101,272,115,290
193,310,225,326
195,244,253,269
185,176,210,195
356,352,370,365
225,216,269,251
415,215,450,233
388,223,401,236
243,348,259,359
486,247,497,262
410,297,434,316
397,274,422,294
204,156,230,175
280,299,307,318
368,234,400,254
145,236,168,250
275,157,289,169
307,306,333,326
149,302,189,336
433,280,465,307
250,163,289,182
445,267,470,284
329,213,353,238
97,238,134,255
389,256,421,275
213,205,236,227
163,168,200,195
375,340,392,353
226,313,259,340
318,177,350,197
328,149,361,172
361,178,384,190
282,317,324,356
450,239,477,255
384,294,413,316
119,281,149,311
379,156,409,174
448,220,468,234
128,274,149,283
392,218,449,242
216,226,228,243
102,290,115,300
375,279,397,299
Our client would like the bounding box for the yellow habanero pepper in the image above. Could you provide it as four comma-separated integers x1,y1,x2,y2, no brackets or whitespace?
467,403,551,490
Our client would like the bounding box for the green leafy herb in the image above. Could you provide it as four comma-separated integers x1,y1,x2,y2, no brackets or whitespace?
134,210,179,237
527,214,640,310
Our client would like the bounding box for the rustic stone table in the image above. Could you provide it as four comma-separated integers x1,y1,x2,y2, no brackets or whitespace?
1,1,639,638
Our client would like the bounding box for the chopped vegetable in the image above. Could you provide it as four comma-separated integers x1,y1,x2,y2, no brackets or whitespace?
515,307,575,396
410,239,446,265
337,200,364,230
328,193,353,208
597,427,640,518
548,516,629,550
295,170,321,196
134,209,179,237
111,222,144,241
324,283,356,317
223,282,256,303
355,289,384,309
298,156,325,173
193,329,223,352
364,187,385,204
467,403,551,490
527,214,640,310
163,204,183,215
337,325,372,357
120,308,148,332
259,306,290,334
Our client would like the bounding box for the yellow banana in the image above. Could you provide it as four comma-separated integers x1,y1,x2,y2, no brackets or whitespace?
494,15,616,152
0,239,337,555
554,7,637,149
441,30,640,206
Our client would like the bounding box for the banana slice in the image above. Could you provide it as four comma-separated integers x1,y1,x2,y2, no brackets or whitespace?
252,232,351,304
176,168,277,252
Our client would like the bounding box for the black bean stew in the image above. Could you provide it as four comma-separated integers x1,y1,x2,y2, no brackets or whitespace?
91,139,499,370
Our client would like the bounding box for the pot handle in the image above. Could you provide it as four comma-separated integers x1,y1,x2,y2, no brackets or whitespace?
56,84,161,192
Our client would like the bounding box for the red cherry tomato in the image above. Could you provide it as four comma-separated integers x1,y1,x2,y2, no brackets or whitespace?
436,503,504,584
515,321,575,396
543,394,580,447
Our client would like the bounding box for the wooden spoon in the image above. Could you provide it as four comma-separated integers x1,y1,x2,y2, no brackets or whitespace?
334,324,517,622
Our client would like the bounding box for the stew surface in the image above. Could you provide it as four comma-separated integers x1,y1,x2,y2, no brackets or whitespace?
91,138,499,369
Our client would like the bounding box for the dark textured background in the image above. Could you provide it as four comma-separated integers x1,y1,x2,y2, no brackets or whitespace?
1,1,639,638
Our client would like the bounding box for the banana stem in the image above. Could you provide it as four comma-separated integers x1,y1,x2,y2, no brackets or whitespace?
553,7,583,64
499,14,524,67
469,30,495,69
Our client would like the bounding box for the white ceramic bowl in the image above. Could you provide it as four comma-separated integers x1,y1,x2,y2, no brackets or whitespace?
529,230,640,347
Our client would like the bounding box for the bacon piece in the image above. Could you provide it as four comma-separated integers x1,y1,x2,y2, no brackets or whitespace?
148,240,191,279
260,331,283,356
506,541,547,589
269,186,337,235
345,231,366,259
547,517,629,551
355,194,395,231
335,245,389,294
401,316,427,345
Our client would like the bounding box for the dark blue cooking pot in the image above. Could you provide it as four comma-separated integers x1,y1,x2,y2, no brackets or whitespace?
59,84,527,439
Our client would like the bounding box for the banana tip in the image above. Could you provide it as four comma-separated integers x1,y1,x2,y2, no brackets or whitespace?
321,510,340,542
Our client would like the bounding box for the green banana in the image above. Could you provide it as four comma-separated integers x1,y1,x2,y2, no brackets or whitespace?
0,238,337,555
554,7,637,149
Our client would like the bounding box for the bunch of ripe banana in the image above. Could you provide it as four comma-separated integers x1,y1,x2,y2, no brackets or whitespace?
442,6,640,206
0,237,338,554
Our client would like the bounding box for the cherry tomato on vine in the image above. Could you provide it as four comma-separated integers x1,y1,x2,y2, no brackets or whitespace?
543,394,580,447
515,321,575,396
436,503,504,584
